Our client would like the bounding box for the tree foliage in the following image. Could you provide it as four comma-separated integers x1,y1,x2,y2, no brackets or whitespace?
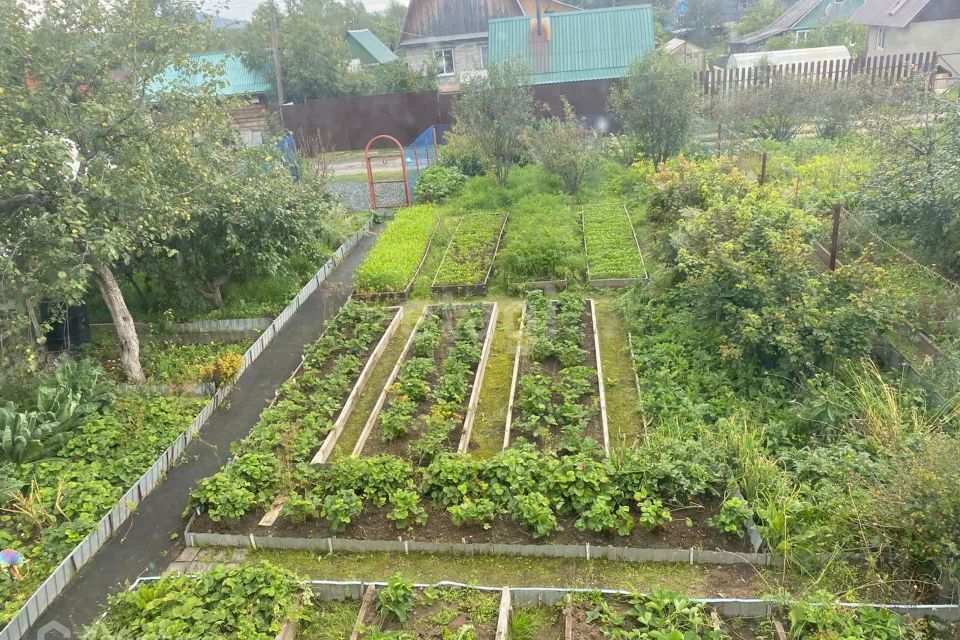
735,0,786,35
453,59,534,186
672,188,902,373
610,50,699,168
527,98,597,196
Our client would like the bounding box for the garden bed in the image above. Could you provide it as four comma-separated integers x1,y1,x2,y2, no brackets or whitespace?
504,292,609,454
582,202,647,288
355,206,440,302
190,497,755,563
351,302,498,462
350,582,506,639
431,213,508,297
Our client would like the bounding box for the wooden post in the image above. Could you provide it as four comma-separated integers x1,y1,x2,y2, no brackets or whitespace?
759,152,768,186
829,203,842,271
715,123,722,153
794,174,801,207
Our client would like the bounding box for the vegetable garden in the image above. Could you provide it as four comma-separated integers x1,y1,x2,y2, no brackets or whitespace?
432,214,508,296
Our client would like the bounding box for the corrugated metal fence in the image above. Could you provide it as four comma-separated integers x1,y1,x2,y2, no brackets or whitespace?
0,219,373,640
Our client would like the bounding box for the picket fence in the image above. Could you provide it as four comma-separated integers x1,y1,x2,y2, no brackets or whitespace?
0,219,374,640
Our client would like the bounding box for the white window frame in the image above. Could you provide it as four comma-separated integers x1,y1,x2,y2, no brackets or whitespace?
435,48,455,76
876,27,886,50
795,29,810,44
835,0,845,4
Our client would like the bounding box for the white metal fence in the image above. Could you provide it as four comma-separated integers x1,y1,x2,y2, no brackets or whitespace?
0,219,373,640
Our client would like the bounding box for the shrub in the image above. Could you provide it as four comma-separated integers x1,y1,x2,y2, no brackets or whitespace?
646,154,750,223
414,165,466,204
378,572,415,623
527,98,596,195
199,351,243,387
440,131,486,177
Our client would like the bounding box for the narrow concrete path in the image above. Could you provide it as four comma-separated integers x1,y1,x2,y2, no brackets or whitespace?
28,225,382,639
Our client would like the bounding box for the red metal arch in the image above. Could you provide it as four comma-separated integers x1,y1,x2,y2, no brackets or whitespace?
364,134,411,210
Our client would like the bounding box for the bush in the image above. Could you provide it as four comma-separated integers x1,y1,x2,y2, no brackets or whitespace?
440,132,486,177
527,98,596,195
414,165,466,204
646,154,750,223
199,351,243,387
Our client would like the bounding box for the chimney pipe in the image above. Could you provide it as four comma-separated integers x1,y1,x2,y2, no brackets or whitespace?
536,0,543,36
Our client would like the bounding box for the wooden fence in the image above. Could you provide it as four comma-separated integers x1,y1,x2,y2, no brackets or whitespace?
697,51,940,94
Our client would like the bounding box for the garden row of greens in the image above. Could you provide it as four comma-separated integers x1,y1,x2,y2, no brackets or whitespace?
81,563,959,640
362,303,490,464
356,206,439,295
620,148,960,602
0,359,204,623
510,292,603,452
189,302,392,521
582,201,645,281
433,213,506,288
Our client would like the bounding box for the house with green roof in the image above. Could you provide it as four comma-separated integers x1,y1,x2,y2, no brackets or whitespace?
728,0,866,52
152,52,273,146
488,5,656,85
347,29,398,69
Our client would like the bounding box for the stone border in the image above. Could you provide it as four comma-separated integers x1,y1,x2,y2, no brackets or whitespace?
184,523,772,568
431,213,508,298
502,299,610,454
355,219,441,303
353,302,498,457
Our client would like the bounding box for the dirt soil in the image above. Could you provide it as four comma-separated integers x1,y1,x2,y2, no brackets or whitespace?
194,498,751,552
361,303,494,461
360,587,499,640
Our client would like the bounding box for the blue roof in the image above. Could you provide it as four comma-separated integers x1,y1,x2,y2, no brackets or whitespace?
489,5,656,85
151,52,271,97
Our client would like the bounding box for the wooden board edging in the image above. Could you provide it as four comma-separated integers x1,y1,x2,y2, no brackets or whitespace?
312,305,405,464
458,302,499,453
590,299,611,455
353,306,430,457
432,213,509,298
495,587,511,640
349,584,377,640
502,304,527,451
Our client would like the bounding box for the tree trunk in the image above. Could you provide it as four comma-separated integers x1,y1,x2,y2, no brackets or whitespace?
200,272,231,309
94,264,145,384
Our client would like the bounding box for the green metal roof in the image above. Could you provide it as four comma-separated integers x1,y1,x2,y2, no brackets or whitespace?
347,29,398,65
151,52,271,97
489,5,655,85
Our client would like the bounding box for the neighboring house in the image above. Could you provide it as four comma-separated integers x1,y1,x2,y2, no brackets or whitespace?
346,29,398,72
664,37,707,70
398,0,580,92
729,0,866,51
152,52,272,146
851,0,960,78
488,5,656,85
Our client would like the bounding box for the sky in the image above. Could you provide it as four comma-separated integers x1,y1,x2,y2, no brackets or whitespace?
203,0,395,21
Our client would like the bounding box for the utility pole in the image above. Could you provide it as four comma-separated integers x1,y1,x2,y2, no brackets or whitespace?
270,2,286,110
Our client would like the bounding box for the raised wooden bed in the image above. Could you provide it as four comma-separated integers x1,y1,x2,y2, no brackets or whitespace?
431,213,508,298
582,203,649,289
503,298,610,454
508,279,568,295
352,302,498,459
355,219,440,303
258,305,403,526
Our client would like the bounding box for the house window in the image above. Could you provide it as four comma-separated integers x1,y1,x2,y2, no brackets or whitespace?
480,45,489,70
435,49,455,76
835,0,844,4
795,30,809,44
876,27,886,50
738,0,749,9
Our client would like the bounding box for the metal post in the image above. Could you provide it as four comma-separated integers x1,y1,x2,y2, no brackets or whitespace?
829,203,842,271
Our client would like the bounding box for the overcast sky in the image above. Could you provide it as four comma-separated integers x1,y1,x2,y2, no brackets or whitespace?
203,0,395,21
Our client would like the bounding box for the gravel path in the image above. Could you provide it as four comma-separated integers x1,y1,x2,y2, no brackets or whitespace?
329,179,411,211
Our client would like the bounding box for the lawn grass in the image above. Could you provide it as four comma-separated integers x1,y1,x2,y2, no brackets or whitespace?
297,600,360,640
595,297,642,446
330,301,427,459
249,550,763,598
470,299,524,457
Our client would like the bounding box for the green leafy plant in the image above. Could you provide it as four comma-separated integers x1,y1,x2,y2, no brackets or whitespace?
636,495,672,531
321,489,363,533
377,573,415,623
414,165,466,204
708,496,753,538
511,492,561,538
386,489,427,529
356,206,439,294
433,214,505,286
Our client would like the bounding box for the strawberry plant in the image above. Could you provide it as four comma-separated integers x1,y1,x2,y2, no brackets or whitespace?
708,496,753,538
636,494,673,531
511,492,561,538
378,573,415,623
386,489,427,529
322,489,363,532
448,497,498,529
